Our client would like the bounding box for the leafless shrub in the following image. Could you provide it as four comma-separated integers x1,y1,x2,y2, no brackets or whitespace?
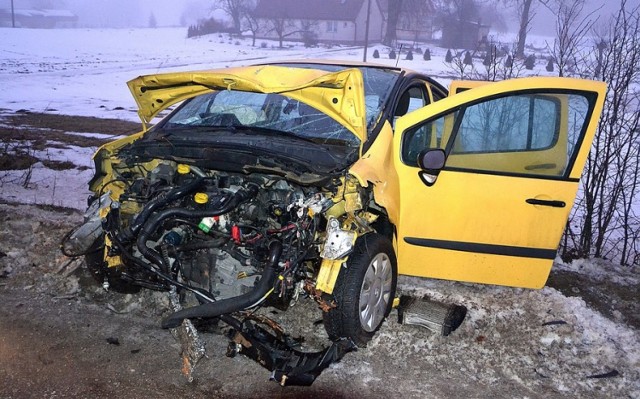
545,0,598,77
20,144,36,189
473,43,526,81
448,53,475,79
564,0,640,266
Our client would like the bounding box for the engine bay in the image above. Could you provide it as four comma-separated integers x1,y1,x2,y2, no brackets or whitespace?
62,155,376,385
112,161,331,302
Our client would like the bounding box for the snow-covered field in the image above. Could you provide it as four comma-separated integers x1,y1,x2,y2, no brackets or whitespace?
1,27,638,398
0,27,551,123
0,27,553,209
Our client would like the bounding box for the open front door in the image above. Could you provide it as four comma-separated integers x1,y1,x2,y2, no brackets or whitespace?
448,80,488,95
393,77,606,288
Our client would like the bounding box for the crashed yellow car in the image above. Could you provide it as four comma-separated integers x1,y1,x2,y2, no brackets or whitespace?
63,61,605,385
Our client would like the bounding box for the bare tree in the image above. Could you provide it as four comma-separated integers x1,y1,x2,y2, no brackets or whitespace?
242,8,261,46
512,0,536,58
565,0,640,265
215,0,253,33
268,17,299,48
383,0,404,46
546,0,597,77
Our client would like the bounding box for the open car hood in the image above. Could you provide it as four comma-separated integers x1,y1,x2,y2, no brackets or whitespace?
127,65,367,142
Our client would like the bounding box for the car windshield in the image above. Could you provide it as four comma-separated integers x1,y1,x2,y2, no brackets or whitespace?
272,63,401,129
161,90,359,147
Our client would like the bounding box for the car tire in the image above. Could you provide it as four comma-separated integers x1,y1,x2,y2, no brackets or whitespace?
85,235,141,294
323,233,397,347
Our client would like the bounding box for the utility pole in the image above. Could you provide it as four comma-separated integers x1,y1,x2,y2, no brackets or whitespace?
11,0,16,28
362,0,371,62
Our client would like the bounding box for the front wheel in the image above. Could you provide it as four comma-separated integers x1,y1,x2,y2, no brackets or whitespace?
323,233,397,347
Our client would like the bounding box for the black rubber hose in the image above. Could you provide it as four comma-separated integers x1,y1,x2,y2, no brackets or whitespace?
161,240,283,329
142,183,258,238
135,183,258,270
109,230,216,301
123,176,205,240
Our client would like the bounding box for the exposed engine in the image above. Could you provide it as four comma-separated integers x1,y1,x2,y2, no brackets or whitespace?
62,158,369,386
96,161,334,309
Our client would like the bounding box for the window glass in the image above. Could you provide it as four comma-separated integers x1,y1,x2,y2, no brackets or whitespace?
273,63,400,130
452,95,558,153
566,95,590,161
402,112,454,165
401,92,592,177
394,86,428,129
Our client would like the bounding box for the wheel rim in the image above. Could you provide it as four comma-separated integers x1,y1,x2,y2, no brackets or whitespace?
359,252,393,332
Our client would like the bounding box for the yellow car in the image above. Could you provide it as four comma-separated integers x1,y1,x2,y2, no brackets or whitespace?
63,61,605,385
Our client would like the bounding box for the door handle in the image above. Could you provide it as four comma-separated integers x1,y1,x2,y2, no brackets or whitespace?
526,198,566,208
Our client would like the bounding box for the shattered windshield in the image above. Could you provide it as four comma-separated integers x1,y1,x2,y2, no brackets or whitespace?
161,90,359,147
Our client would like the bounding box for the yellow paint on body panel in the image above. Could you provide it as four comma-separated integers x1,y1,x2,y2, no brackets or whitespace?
399,247,552,289
315,258,346,294
392,77,606,288
349,122,401,224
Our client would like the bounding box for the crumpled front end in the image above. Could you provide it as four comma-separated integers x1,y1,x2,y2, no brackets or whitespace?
59,62,396,385
63,145,386,384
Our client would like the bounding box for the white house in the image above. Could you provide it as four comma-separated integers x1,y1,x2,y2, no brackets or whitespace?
252,0,384,45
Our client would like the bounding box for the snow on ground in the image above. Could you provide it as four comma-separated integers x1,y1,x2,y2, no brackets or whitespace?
0,27,365,121
383,277,640,397
0,139,95,209
1,27,638,397
556,257,640,287
0,27,557,123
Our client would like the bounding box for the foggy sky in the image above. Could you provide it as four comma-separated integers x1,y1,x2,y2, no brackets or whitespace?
3,0,639,33
2,0,211,27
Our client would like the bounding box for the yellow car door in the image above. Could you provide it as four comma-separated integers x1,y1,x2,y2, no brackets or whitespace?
393,77,606,288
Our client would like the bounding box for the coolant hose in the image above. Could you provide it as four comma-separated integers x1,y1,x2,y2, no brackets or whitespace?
124,176,205,240
135,183,259,270
161,240,283,329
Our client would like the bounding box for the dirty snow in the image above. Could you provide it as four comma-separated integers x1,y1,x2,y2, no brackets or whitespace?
555,257,640,287
1,27,638,398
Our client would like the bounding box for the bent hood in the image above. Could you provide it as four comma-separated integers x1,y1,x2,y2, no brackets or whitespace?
127,65,367,142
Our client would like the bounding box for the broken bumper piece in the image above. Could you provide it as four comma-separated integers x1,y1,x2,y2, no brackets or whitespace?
226,321,356,386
